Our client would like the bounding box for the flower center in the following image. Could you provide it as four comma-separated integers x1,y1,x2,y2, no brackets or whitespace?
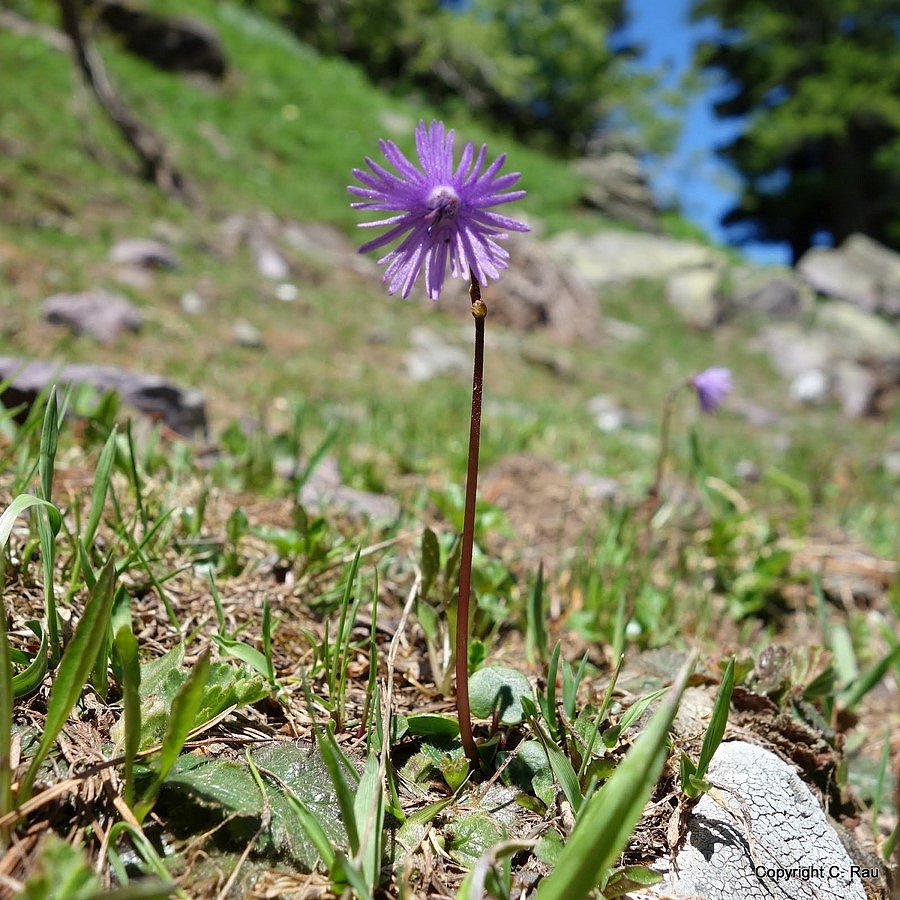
425,186,460,234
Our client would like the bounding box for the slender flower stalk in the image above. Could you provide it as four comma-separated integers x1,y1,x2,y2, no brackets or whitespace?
454,273,486,766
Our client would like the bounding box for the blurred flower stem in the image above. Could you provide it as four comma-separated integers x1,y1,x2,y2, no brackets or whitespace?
455,271,487,767
648,367,733,513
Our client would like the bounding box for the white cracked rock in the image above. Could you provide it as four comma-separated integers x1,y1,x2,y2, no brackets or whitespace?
656,741,868,900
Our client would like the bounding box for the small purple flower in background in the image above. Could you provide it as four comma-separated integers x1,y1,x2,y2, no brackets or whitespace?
690,367,733,413
349,120,530,300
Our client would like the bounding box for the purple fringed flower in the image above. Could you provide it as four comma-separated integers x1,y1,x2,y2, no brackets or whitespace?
690,367,733,413
349,120,530,300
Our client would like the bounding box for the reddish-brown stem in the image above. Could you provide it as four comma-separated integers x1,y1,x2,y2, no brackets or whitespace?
455,274,487,768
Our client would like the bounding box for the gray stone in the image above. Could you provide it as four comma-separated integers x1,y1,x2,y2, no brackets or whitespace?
798,233,900,320
89,0,227,79
798,245,879,312
250,234,290,281
790,369,829,405
547,230,724,289
109,238,178,269
815,301,900,368
232,318,264,348
274,283,299,303
573,151,659,231
0,356,206,437
665,268,721,329
658,741,867,899
727,265,813,319
883,451,900,477
282,220,377,277
298,457,399,521
752,325,836,379
832,359,878,418
585,394,642,432
42,290,142,343
601,316,646,343
405,327,470,382
477,229,600,342
180,290,205,314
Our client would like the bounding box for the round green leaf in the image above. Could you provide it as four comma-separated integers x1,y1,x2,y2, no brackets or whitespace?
469,666,533,725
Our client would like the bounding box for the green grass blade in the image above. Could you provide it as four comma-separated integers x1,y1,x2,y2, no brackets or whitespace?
330,548,361,700
11,621,48,698
211,634,270,678
124,419,149,533
523,695,582,814
604,687,667,745
563,652,590,721
157,650,211,779
18,557,118,801
114,624,141,808
37,390,62,662
840,643,900,710
279,786,337,869
35,508,61,663
578,653,624,781
352,751,384,893
695,657,734,779
0,495,60,550
331,852,371,900
317,724,360,855
261,598,276,686
539,641,561,739
82,426,118,552
38,388,60,502
525,562,547,664
536,656,694,900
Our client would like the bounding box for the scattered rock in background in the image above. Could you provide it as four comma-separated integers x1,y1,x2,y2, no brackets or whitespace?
274,282,299,303
0,356,207,436
728,397,783,428
574,149,659,233
405,326,470,382
41,289,142,342
753,325,834,381
282,219,377,276
726,265,813,320
249,232,291,281
831,359,879,418
600,316,646,343
232,318,264,348
752,314,898,416
665,267,722,330
798,233,900,320
216,212,376,291
815,300,900,369
180,290,205,314
482,230,600,342
109,237,179,269
298,456,399,521
548,230,724,289
789,369,829,405
88,0,227,79
585,394,643,432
